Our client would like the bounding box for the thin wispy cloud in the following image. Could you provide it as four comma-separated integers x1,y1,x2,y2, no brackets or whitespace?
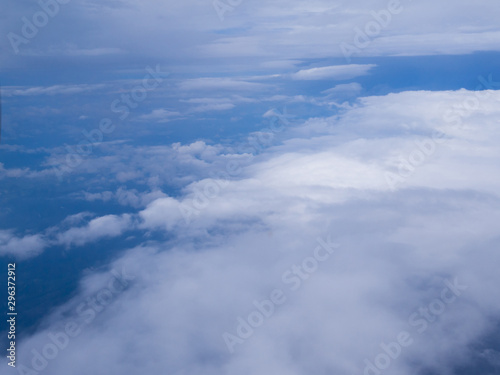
291,64,376,80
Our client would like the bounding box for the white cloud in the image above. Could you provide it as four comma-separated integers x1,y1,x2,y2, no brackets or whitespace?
3,0,500,72
182,96,258,112
322,82,363,96
138,197,184,231
83,191,115,203
56,214,133,248
5,88,500,375
0,162,54,180
3,84,107,97
178,78,270,91
61,212,96,226
191,103,235,112
137,109,181,122
0,230,47,259
2,1,500,374
291,64,376,80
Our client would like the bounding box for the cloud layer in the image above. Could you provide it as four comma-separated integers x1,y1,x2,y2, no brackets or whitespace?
3,0,500,73
3,88,500,374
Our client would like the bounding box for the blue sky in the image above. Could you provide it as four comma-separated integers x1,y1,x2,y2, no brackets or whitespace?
1,1,500,374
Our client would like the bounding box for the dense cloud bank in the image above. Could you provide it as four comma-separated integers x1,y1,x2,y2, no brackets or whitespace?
2,89,500,374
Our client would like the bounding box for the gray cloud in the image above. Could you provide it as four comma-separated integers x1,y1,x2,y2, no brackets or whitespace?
4,0,499,73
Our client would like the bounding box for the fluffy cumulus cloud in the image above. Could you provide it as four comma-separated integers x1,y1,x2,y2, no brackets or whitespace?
56,214,133,248
0,230,47,259
4,88,500,374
